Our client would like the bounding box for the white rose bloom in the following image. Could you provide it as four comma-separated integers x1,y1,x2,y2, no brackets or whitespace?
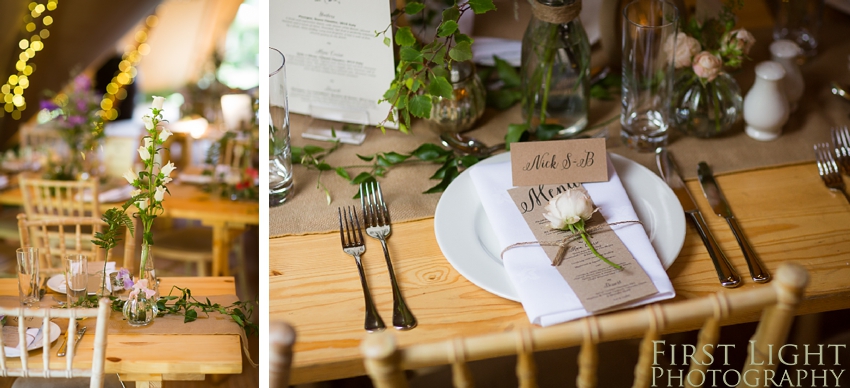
136,198,149,211
142,115,155,130
154,186,166,202
161,161,176,177
159,127,173,142
542,190,595,230
122,169,137,184
138,146,150,161
151,96,165,110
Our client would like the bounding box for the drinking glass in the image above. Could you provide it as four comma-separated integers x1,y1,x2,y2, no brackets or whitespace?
270,47,293,206
16,248,39,305
620,0,679,151
64,255,88,306
772,0,823,58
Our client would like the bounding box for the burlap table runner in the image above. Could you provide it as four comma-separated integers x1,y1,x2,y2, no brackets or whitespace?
0,295,256,366
271,22,850,238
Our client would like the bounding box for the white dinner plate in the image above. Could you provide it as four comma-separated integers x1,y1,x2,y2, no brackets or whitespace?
47,274,105,295
4,321,61,357
434,152,686,302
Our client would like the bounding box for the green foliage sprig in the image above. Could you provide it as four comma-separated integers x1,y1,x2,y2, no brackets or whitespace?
376,0,496,133
293,140,478,203
71,288,258,336
91,207,134,296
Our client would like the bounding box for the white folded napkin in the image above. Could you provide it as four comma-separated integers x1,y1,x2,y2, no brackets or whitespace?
469,154,675,326
2,327,40,353
77,185,133,203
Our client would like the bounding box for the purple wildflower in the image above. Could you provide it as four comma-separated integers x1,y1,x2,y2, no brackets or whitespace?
118,268,133,289
40,100,58,111
73,75,91,91
65,115,85,126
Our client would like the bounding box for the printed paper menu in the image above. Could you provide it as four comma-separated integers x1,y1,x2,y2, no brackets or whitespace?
507,184,658,313
270,0,396,127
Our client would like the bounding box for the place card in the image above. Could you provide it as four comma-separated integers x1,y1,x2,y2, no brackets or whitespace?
510,139,608,187
270,0,396,127
507,184,658,313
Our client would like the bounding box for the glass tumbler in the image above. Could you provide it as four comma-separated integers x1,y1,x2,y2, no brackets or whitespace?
16,247,39,305
64,254,88,306
270,47,293,206
620,0,679,151
772,0,823,58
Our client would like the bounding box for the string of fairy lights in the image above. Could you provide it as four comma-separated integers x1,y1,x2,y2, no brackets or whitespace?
0,0,58,120
98,14,158,122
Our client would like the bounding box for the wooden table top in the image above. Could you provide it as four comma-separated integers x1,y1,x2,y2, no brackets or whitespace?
0,277,244,380
272,161,850,384
0,182,259,226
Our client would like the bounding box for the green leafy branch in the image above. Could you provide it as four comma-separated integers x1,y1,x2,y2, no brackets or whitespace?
292,141,478,203
71,287,258,336
91,207,134,297
376,0,496,133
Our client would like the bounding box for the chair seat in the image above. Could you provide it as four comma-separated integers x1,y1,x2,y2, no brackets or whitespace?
11,373,123,388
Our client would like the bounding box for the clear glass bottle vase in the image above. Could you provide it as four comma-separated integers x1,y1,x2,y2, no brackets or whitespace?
520,0,591,138
140,241,159,299
123,293,158,326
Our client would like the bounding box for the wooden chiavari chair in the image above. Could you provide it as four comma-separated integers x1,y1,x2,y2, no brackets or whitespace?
361,263,809,388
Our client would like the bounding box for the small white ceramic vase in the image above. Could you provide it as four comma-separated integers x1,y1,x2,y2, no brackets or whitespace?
744,61,789,141
770,40,804,112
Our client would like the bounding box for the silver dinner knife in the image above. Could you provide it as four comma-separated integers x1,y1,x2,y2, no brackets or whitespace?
656,148,741,288
58,326,86,357
697,162,771,283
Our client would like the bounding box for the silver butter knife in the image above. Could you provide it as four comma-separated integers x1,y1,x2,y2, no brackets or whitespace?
58,326,86,357
656,148,741,288
697,162,771,283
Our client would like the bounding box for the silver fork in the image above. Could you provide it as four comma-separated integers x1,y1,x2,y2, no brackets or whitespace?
360,182,417,330
338,206,385,332
831,126,850,173
814,143,850,205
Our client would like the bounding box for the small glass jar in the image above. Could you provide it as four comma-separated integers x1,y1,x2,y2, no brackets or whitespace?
123,294,158,326
428,61,486,134
672,71,743,138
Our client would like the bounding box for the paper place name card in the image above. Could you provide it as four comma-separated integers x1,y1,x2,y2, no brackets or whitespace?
507,184,658,313
270,0,396,127
510,139,608,187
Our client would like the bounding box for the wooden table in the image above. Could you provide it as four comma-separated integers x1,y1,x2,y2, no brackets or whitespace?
0,183,259,277
272,161,850,384
0,276,243,388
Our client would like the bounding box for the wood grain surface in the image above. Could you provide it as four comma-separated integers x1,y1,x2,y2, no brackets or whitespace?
272,162,850,384
0,277,243,384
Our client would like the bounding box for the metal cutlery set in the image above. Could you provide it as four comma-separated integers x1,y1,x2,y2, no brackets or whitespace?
338,182,417,332
657,148,770,288
814,126,850,204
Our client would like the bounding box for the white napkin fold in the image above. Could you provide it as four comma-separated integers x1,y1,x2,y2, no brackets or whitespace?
469,154,675,326
2,327,40,353
76,185,133,203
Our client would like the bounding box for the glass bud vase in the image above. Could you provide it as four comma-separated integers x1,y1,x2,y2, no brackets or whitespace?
123,293,158,327
672,71,743,138
428,61,486,134
520,0,591,138
140,242,159,300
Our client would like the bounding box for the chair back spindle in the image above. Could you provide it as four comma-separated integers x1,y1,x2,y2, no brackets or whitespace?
360,263,809,388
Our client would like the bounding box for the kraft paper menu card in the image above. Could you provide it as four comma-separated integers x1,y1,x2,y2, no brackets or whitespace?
469,156,675,326
507,185,658,313
270,0,395,127
510,139,608,187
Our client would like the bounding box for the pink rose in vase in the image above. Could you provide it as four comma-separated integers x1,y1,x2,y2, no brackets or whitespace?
692,51,723,82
